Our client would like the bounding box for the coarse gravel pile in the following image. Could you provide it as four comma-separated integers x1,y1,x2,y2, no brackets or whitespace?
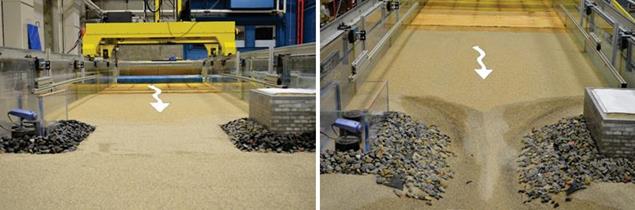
517,115,635,208
221,118,315,153
320,111,454,205
0,120,95,154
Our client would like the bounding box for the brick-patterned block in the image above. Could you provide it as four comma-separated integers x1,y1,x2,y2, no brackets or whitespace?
584,88,635,158
249,88,316,134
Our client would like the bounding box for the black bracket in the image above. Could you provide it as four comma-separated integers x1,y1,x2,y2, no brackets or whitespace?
387,0,400,12
74,60,84,70
347,29,367,44
358,30,367,41
347,30,357,43
619,31,632,50
338,23,366,44
584,2,595,16
276,54,291,88
337,23,352,30
348,66,358,82
34,58,50,71
102,49,110,59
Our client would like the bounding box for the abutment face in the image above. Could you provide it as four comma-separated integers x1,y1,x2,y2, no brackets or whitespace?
585,88,635,158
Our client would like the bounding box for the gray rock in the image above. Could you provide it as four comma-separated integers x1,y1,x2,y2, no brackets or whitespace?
320,111,453,204
0,120,95,154
220,118,315,153
517,115,635,206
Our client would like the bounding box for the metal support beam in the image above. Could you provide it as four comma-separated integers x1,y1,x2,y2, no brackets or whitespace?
154,0,161,22
176,0,182,19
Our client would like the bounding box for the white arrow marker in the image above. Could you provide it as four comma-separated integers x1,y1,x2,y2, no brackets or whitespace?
472,45,493,80
148,85,170,112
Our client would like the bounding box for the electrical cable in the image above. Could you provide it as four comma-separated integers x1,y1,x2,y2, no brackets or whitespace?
334,0,343,18
143,0,162,13
175,21,200,38
66,28,85,54
167,22,174,36
167,0,175,18
7,113,15,125
196,0,221,14
66,40,81,54
319,123,343,140
142,0,150,21
330,124,340,137
210,0,221,9
0,118,10,132
320,131,338,140
0,111,15,132
143,0,154,12
144,2,148,21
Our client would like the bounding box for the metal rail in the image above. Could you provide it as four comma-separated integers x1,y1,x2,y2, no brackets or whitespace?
320,0,421,109
555,0,634,87
218,43,316,89
320,0,384,48
0,47,116,137
351,1,420,80
32,75,99,95
220,73,281,87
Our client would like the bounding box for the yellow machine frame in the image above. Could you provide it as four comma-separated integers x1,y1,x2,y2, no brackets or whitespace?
82,21,237,58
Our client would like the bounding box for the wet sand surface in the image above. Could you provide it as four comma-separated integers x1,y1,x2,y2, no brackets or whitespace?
320,19,635,210
411,0,563,28
0,93,315,209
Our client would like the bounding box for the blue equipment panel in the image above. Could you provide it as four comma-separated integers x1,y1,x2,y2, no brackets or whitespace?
230,0,275,9
27,24,42,51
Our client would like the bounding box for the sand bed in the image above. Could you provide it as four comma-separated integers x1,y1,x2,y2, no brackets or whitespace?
321,25,635,209
0,93,315,209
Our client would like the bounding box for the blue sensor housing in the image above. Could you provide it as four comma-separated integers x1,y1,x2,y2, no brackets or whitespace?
8,109,38,121
333,118,362,134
